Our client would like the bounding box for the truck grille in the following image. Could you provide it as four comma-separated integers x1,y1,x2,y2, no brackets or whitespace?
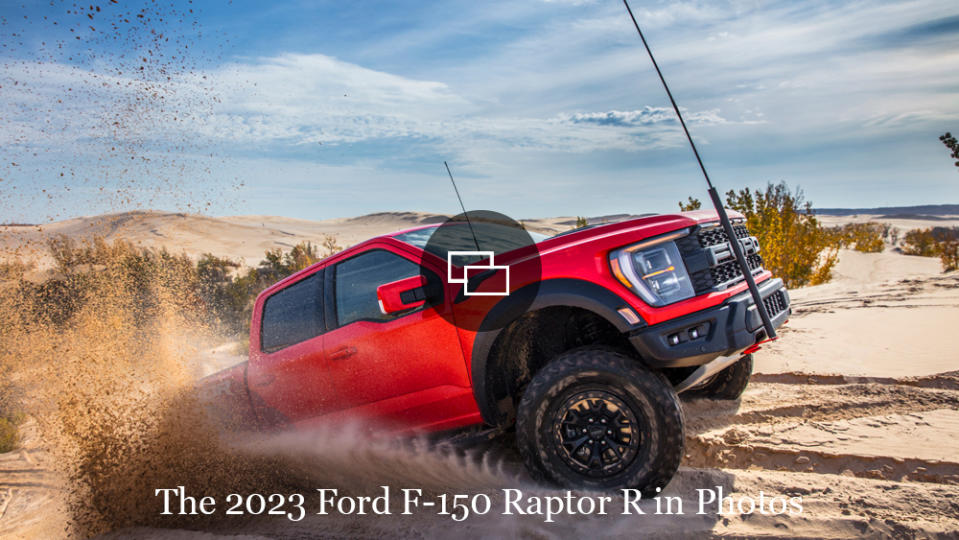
708,254,763,285
677,222,764,294
763,288,788,317
697,224,750,247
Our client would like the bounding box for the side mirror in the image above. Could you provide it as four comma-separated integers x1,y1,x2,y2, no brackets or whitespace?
377,275,428,315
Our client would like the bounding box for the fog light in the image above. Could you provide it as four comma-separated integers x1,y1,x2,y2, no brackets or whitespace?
689,328,699,339
668,334,680,345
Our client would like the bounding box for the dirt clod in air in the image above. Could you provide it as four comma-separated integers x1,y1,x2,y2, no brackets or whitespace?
0,0,238,227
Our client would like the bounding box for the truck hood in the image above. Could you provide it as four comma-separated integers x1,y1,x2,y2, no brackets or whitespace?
539,209,740,251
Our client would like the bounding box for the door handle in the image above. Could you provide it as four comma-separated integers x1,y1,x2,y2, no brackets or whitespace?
328,346,357,360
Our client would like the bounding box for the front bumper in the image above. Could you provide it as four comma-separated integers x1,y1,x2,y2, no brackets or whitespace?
628,277,790,368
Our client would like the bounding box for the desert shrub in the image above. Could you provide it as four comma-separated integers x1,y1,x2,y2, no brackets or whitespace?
196,254,248,332
0,274,26,453
196,235,341,335
0,236,209,457
0,417,17,452
679,183,839,286
831,223,886,253
21,235,343,336
903,227,959,271
320,234,343,258
196,258,271,336
0,370,22,453
723,182,838,287
0,260,33,281
0,286,27,453
902,228,939,256
941,240,959,272
35,235,201,327
260,242,317,281
678,197,702,211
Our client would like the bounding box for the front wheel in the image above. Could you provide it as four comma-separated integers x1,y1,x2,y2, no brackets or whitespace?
515,347,684,496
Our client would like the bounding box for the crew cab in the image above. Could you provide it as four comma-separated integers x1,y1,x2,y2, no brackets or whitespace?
201,209,790,495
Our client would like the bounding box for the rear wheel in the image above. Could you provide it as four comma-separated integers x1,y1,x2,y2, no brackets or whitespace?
690,354,753,400
516,346,684,496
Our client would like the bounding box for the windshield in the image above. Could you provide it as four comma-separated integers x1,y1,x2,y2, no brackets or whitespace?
394,223,549,260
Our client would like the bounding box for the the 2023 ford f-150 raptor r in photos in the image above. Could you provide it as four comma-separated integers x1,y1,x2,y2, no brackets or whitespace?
201,209,790,495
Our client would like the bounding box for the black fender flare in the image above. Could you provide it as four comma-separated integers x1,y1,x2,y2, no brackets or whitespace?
469,278,645,425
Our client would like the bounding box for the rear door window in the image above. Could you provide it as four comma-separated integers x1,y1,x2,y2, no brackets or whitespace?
260,271,324,352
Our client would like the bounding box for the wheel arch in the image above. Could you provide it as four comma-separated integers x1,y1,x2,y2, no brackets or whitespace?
470,278,645,426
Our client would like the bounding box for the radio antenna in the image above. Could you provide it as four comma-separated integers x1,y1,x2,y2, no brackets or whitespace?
622,0,776,340
444,161,482,251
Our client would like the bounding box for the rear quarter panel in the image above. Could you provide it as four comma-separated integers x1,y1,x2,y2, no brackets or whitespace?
196,362,259,431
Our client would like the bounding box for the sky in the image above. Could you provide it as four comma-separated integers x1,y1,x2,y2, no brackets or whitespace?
1,0,958,223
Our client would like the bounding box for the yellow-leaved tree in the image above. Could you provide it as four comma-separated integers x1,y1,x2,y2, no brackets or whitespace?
723,182,838,287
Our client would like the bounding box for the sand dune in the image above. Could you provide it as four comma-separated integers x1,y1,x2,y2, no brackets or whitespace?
0,210,446,269
0,210,579,270
1,211,958,538
759,248,959,377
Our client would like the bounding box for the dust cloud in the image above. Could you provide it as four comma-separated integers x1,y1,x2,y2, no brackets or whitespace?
0,242,524,537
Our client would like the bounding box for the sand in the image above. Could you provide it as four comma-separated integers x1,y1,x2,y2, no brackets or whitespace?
1,211,957,538
0,210,584,272
759,248,959,377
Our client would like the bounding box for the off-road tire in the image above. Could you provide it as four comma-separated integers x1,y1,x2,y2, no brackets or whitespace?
515,346,684,496
690,354,753,400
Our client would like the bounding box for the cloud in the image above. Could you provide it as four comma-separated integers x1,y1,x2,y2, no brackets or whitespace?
560,107,728,128
194,53,467,145
2,50,704,156
4,0,959,222
8,0,955,157
862,109,959,129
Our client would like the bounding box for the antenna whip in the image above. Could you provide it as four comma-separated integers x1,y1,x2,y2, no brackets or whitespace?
444,161,482,251
622,0,776,340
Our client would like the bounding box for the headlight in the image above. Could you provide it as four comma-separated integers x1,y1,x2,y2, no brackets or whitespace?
609,229,695,306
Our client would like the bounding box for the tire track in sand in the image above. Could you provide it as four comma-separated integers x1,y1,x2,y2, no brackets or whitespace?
683,373,959,487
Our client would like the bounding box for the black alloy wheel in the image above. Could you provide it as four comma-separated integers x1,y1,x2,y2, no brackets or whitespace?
553,390,642,477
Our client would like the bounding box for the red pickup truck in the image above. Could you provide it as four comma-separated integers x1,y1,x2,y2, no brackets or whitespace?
201,210,789,495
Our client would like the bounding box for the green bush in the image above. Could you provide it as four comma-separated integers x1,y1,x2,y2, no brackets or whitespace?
0,351,22,453
903,227,959,271
831,223,886,253
678,197,702,211
35,235,201,327
0,416,17,453
941,241,959,272
195,235,341,335
0,377,21,453
12,234,344,337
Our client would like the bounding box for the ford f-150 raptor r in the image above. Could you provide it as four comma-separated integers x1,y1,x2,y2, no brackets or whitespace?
201,209,790,495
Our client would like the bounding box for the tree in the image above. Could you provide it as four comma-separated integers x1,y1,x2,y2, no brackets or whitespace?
941,132,959,172
724,182,838,287
320,234,342,257
678,197,702,211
